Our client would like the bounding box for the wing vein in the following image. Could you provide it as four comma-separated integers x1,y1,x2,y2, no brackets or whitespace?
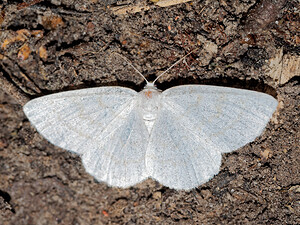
164,101,220,168
165,118,198,186
91,100,135,172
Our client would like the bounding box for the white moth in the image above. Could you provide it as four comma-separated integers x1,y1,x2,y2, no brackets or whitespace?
23,53,278,190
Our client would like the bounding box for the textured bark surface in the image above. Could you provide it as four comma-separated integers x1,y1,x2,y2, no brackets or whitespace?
0,0,299,224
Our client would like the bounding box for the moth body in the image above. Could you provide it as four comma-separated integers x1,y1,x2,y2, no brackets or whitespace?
139,83,161,134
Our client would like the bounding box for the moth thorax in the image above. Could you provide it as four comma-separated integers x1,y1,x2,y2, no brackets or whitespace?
139,88,161,133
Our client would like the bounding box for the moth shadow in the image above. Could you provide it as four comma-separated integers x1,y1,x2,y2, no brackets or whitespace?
35,79,146,98
156,76,277,98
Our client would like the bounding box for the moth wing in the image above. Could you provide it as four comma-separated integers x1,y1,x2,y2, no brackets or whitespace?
146,85,277,190
24,87,149,187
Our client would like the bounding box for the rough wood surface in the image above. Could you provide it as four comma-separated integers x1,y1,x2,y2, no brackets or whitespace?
0,0,299,224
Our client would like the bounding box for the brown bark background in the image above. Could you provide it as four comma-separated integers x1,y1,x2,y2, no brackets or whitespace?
0,0,299,224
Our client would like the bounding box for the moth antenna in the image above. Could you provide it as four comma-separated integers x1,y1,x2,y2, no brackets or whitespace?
111,52,150,84
153,48,199,85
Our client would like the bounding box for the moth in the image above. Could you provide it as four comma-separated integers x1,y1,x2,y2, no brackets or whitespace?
23,52,278,190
